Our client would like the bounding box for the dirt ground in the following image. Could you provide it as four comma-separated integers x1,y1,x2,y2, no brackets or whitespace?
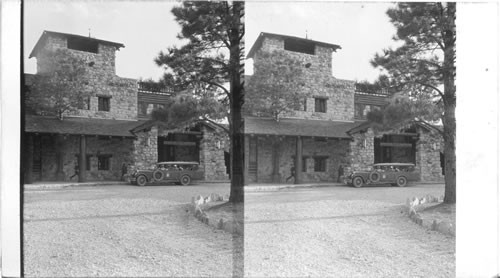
243,186,455,278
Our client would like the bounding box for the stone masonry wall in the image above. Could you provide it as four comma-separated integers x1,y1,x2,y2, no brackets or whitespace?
254,37,355,122
39,134,134,181
32,34,138,120
416,128,444,182
199,126,229,181
131,127,159,172
254,136,350,183
347,129,375,173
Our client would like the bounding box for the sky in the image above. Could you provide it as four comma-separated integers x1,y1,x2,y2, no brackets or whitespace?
24,1,399,82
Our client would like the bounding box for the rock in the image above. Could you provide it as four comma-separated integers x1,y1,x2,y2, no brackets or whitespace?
410,197,419,207
409,207,417,217
193,195,204,206
438,221,453,234
210,193,222,202
194,207,204,217
218,219,225,229
431,220,438,230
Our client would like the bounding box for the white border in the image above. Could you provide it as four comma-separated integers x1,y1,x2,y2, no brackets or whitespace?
456,2,499,277
1,0,21,277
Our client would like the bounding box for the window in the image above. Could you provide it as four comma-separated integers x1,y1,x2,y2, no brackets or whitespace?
313,156,327,172
97,155,111,170
67,37,98,54
98,96,110,111
303,98,308,111
77,97,90,110
284,38,315,55
355,104,381,119
138,101,148,115
152,103,165,110
314,98,327,113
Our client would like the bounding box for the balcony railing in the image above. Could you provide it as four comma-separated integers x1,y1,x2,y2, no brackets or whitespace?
137,82,172,95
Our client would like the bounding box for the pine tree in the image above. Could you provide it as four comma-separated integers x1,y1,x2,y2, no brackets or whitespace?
370,3,456,203
154,1,244,203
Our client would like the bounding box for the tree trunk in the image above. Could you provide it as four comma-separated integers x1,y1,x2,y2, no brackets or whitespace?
442,3,456,204
228,2,244,204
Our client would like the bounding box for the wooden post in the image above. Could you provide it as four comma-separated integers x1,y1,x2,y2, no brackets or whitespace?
78,135,87,183
55,134,65,180
25,133,34,184
294,136,302,184
272,138,280,183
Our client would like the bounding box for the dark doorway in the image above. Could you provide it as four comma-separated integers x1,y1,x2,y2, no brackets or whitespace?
374,134,417,164
158,133,200,162
248,137,258,182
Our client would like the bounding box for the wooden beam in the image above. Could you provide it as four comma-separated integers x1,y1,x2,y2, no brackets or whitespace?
294,136,303,184
380,142,413,148
163,141,197,146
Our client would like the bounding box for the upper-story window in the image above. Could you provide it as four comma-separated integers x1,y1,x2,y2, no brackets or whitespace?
284,38,315,55
67,37,98,54
314,98,327,113
138,101,149,116
98,96,111,112
355,104,381,119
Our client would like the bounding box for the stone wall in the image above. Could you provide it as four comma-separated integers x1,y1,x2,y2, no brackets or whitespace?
31,33,138,120
416,128,444,182
131,127,159,172
347,129,375,173
38,134,134,181
253,37,355,122
252,136,350,183
133,125,229,181
199,126,229,181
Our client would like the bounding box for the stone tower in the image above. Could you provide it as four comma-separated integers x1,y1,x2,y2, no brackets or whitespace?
247,32,355,122
29,30,124,76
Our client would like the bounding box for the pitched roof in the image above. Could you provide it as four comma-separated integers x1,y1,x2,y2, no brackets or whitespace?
247,32,342,59
29,30,125,58
25,115,144,137
244,117,363,138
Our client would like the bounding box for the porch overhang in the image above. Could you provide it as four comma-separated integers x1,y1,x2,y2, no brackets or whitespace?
25,115,143,138
244,117,364,139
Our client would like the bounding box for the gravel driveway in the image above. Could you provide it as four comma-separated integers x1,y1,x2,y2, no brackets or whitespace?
24,184,240,277
244,186,455,278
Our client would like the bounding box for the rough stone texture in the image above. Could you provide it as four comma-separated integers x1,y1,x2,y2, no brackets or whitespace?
32,33,138,120
347,129,375,173
132,125,229,181
416,128,444,182
252,136,350,183
37,134,134,181
131,127,159,172
199,126,229,181
253,37,355,122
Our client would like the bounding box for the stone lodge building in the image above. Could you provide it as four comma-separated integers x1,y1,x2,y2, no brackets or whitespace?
24,30,229,183
244,32,444,184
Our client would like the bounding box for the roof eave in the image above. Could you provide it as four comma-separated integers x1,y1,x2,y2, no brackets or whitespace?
29,30,125,59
